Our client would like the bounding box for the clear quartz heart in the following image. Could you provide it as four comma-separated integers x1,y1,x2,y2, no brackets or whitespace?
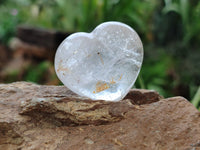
55,22,143,101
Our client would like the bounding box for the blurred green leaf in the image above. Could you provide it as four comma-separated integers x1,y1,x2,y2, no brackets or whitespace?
25,61,50,83
191,86,200,108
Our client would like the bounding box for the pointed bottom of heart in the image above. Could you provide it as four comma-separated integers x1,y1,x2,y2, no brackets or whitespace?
0,82,200,149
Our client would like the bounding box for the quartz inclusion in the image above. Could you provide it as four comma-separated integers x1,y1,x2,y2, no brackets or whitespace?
55,22,143,101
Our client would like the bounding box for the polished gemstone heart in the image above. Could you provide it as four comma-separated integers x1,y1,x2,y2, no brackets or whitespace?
55,22,143,101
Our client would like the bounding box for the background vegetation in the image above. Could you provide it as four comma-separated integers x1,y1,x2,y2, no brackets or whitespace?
0,0,200,110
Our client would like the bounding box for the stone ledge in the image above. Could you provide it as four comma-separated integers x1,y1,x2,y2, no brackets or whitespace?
0,82,200,150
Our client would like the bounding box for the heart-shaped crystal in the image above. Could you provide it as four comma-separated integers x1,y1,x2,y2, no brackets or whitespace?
55,22,143,101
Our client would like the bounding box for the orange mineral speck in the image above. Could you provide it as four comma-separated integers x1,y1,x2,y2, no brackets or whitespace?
119,74,123,81
97,52,104,65
57,67,70,72
93,81,110,93
57,60,70,73
110,78,116,84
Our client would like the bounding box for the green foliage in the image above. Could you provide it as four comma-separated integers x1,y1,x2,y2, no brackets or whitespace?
25,61,51,83
4,70,20,83
0,4,19,43
191,86,200,108
162,0,200,45
151,0,200,106
135,46,174,97
0,0,159,40
77,0,158,35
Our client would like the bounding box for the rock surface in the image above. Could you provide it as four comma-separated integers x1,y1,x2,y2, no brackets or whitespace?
0,82,200,150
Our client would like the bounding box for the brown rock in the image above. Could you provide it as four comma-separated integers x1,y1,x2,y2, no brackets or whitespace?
17,26,70,49
0,44,11,69
10,37,54,61
0,82,200,150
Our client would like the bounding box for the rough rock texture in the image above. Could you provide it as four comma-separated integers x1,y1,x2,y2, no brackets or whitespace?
0,82,200,150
